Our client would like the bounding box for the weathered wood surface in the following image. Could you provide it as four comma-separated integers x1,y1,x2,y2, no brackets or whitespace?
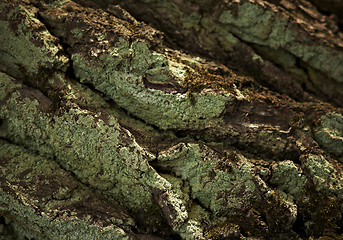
1,0,343,239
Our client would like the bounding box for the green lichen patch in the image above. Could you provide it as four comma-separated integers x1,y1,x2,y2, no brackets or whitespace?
298,154,343,236
1,79,152,210
118,0,343,105
303,154,343,194
2,0,343,239
314,113,343,158
0,194,133,240
218,1,343,84
0,72,21,102
0,77,204,239
215,0,343,103
36,1,235,130
0,140,134,240
270,160,307,198
157,143,258,216
0,1,69,79
39,0,163,61
156,142,304,237
71,40,231,130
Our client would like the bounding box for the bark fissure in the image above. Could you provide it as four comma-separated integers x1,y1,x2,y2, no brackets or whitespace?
1,0,343,239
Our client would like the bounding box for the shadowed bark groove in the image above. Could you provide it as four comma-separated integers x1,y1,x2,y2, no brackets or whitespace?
1,0,343,239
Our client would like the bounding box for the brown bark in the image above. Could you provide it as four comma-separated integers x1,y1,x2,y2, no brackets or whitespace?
1,0,343,239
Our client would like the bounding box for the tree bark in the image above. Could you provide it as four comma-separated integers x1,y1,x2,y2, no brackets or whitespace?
1,0,343,239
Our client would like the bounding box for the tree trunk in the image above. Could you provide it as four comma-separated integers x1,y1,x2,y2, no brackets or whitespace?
1,0,343,239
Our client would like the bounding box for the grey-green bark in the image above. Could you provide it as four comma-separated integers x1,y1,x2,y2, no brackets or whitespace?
1,0,343,239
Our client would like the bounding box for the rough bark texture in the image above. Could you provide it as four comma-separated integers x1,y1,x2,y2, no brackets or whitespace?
1,0,343,239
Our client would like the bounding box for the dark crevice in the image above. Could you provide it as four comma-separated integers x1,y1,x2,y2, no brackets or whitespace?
252,42,343,108
1,137,79,189
295,59,343,108
149,153,213,221
76,79,184,153
149,163,174,177
191,197,212,215
174,130,188,139
338,220,343,235
0,215,23,240
36,10,71,52
0,136,15,146
227,40,305,102
307,1,343,31
339,21,343,32
173,127,301,163
291,210,309,238
0,138,47,164
296,60,320,95
292,204,307,238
